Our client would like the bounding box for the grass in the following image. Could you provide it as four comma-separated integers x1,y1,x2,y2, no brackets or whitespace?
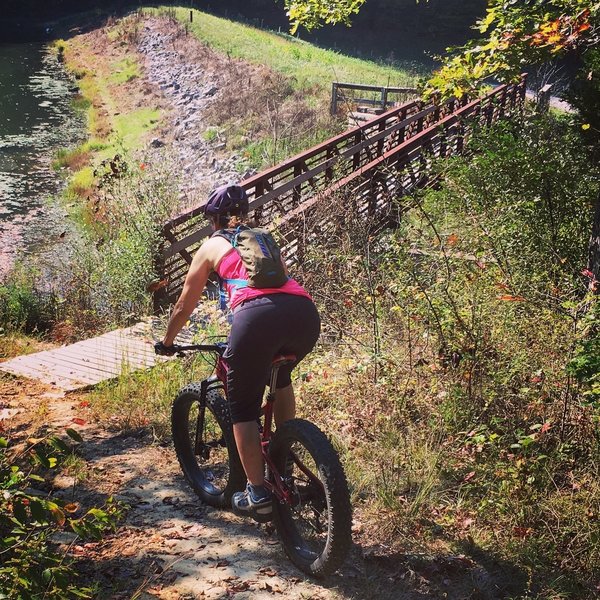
164,6,417,90
54,23,161,211
88,355,212,439
0,332,54,361
109,56,141,85
112,108,160,153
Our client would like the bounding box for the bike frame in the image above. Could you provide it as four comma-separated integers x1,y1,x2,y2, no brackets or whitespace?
173,343,324,504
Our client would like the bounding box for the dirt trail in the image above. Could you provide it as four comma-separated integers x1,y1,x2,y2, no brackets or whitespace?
2,373,510,600
2,377,374,599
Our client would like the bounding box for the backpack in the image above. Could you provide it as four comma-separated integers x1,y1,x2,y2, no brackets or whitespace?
213,225,288,289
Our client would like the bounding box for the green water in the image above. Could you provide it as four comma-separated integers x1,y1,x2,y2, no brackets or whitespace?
0,41,83,277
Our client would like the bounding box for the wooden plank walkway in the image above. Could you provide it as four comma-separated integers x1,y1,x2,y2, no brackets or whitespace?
0,322,168,391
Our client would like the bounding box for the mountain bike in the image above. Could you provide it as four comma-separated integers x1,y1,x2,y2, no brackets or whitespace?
167,341,352,576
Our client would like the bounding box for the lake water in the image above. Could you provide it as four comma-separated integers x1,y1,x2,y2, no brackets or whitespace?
0,41,84,278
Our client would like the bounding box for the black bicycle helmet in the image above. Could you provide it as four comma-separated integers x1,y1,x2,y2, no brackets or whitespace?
203,184,249,217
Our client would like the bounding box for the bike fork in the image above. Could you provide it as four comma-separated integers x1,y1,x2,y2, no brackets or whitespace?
193,379,209,457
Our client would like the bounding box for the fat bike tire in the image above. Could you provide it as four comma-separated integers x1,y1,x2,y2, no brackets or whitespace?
171,384,245,508
270,418,352,576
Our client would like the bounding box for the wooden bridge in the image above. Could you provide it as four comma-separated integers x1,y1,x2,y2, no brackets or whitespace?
0,322,170,391
156,75,527,308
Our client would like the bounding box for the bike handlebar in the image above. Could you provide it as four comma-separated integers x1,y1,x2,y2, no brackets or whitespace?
154,342,226,357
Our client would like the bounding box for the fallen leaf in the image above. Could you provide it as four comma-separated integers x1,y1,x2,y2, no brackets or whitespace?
497,294,525,302
210,559,230,568
146,279,168,292
71,418,86,426
228,581,250,593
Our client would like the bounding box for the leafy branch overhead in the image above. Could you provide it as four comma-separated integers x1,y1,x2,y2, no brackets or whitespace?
284,0,366,34
281,1,599,97
429,1,600,98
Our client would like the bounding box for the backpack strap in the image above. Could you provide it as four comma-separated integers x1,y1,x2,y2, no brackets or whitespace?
211,228,249,309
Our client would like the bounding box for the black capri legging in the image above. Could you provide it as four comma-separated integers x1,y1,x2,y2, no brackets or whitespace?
223,293,320,423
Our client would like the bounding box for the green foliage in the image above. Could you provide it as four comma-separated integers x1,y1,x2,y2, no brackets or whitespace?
568,299,600,403
2,155,180,338
284,0,366,33
290,109,600,595
420,114,598,301
0,434,123,599
64,155,180,326
426,1,599,98
566,47,600,150
0,267,59,334
109,57,141,85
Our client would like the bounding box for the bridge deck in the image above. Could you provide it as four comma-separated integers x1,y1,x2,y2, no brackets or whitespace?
0,322,168,391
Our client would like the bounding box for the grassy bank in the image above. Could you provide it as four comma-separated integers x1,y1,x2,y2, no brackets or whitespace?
52,13,162,213
158,5,418,167
165,6,417,89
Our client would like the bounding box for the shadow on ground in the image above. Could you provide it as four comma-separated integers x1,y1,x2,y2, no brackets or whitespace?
42,424,534,600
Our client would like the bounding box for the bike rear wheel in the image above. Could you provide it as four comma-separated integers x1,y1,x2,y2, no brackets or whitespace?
171,384,245,508
270,418,352,576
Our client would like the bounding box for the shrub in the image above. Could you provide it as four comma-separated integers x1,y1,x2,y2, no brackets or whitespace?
0,267,59,334
286,111,600,596
0,433,123,599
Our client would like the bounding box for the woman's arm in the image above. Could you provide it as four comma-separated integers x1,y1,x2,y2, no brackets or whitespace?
162,242,214,346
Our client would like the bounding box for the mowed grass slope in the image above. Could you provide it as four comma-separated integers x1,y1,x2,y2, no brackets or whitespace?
166,6,417,89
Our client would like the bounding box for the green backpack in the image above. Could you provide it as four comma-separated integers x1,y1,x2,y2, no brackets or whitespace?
213,225,288,289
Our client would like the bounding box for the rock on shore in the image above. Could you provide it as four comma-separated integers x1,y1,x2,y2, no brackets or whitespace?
137,17,251,208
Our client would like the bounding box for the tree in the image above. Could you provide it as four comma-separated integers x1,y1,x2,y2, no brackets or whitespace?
282,0,600,283
284,0,366,33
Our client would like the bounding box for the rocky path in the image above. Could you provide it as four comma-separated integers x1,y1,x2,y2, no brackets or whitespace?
138,17,253,206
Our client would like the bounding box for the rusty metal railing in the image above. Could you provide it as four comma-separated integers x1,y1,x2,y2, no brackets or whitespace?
154,75,527,310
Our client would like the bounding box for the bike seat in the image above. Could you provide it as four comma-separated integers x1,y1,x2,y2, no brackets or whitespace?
272,354,297,368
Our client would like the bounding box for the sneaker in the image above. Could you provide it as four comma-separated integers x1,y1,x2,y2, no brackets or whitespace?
232,483,272,523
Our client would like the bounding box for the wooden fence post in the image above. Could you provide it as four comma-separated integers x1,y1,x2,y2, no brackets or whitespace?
353,131,362,171
331,83,338,115
293,164,302,206
381,87,388,111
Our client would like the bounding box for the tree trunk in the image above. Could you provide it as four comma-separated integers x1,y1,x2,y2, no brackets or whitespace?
588,192,600,290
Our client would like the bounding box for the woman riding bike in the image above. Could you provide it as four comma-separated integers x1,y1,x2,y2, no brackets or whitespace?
155,184,320,522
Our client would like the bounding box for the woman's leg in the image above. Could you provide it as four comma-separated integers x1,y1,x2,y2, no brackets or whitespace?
232,421,264,486
274,384,295,425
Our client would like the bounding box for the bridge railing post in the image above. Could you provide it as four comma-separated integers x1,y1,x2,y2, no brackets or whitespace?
381,87,388,111
331,83,338,115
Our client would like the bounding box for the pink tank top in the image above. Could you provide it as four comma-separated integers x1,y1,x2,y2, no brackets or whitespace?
215,248,312,310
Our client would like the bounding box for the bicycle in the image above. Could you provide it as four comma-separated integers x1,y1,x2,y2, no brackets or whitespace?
166,341,352,576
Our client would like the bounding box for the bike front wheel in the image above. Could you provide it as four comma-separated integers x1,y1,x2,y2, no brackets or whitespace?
171,384,245,508
270,418,352,576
